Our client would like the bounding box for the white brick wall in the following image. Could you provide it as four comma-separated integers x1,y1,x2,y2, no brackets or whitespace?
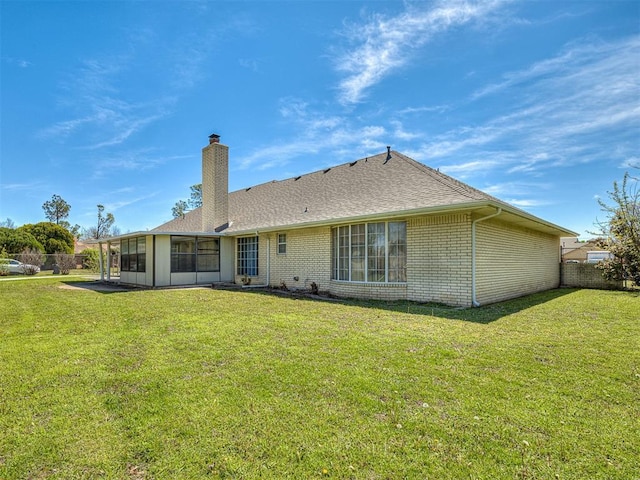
228,213,561,307
329,281,408,300
406,213,473,306
475,218,560,305
268,227,332,291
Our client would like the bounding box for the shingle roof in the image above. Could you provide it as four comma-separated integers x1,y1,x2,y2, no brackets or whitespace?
153,208,202,233
153,150,570,235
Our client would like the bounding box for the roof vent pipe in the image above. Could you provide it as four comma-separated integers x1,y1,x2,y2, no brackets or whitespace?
384,146,392,164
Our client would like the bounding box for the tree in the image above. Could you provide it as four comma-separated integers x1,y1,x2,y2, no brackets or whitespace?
0,218,15,228
171,183,202,218
0,227,44,253
18,222,74,254
594,171,640,286
42,194,71,225
172,200,189,219
60,221,82,239
83,204,115,239
188,184,202,209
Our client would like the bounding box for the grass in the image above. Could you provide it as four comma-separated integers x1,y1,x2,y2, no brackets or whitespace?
0,279,638,479
0,268,97,278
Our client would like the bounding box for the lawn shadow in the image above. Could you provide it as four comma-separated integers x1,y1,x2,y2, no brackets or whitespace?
245,287,582,324
59,280,139,294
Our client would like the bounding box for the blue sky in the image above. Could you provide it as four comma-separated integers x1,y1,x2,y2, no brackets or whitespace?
1,1,638,238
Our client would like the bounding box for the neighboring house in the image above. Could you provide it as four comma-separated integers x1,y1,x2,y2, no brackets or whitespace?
560,238,609,263
99,134,575,307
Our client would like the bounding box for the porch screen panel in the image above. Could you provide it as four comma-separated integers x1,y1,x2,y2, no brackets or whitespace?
121,236,130,271
137,237,146,272
129,238,138,272
171,236,196,272
197,238,220,272
120,236,146,272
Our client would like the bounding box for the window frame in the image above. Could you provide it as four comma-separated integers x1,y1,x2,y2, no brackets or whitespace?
170,236,220,273
237,236,259,276
121,236,146,273
277,233,287,255
331,221,406,283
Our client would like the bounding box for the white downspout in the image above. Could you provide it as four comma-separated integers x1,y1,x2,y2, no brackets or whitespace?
242,235,271,288
472,207,502,307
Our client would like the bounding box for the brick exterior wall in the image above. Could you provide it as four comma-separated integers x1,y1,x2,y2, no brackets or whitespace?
407,213,473,306
561,263,623,289
475,218,560,305
268,227,332,291
329,281,408,300
202,142,229,232
229,213,563,307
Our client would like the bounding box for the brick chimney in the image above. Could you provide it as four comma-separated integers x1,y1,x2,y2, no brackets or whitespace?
201,133,229,232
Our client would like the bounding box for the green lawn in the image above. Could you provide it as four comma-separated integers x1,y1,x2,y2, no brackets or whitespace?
0,279,638,479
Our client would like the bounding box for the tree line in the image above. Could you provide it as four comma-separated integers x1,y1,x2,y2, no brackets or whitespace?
0,194,116,256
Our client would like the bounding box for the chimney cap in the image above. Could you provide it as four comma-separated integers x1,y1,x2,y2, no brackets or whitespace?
209,133,220,144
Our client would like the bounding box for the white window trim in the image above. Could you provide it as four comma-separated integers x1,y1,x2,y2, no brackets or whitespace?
277,233,287,255
332,221,406,284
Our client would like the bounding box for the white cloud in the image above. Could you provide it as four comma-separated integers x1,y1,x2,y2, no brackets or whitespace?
335,1,506,105
413,36,640,177
236,98,391,171
504,198,552,208
0,181,46,192
439,160,499,176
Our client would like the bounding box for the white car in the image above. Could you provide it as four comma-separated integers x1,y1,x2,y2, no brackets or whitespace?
0,259,41,274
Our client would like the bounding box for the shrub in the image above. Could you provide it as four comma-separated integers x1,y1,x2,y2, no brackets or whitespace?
20,248,45,275
53,252,77,275
0,259,9,276
82,248,102,272
0,246,9,276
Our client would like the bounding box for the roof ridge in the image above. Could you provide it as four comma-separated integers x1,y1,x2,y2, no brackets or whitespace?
229,150,389,195
392,151,505,204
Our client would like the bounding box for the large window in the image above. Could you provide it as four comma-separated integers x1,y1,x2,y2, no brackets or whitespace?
237,236,259,276
121,236,146,272
171,236,220,273
332,222,406,283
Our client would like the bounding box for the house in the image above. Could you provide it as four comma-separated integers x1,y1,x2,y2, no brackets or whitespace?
99,134,576,307
560,237,609,263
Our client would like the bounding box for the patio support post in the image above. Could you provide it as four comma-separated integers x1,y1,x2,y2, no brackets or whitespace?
98,241,104,281
106,241,111,281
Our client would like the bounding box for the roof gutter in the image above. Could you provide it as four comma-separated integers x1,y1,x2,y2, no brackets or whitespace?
227,202,497,237
225,201,576,237
471,207,502,307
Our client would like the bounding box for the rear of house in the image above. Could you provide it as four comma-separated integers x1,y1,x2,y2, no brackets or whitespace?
102,135,574,307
